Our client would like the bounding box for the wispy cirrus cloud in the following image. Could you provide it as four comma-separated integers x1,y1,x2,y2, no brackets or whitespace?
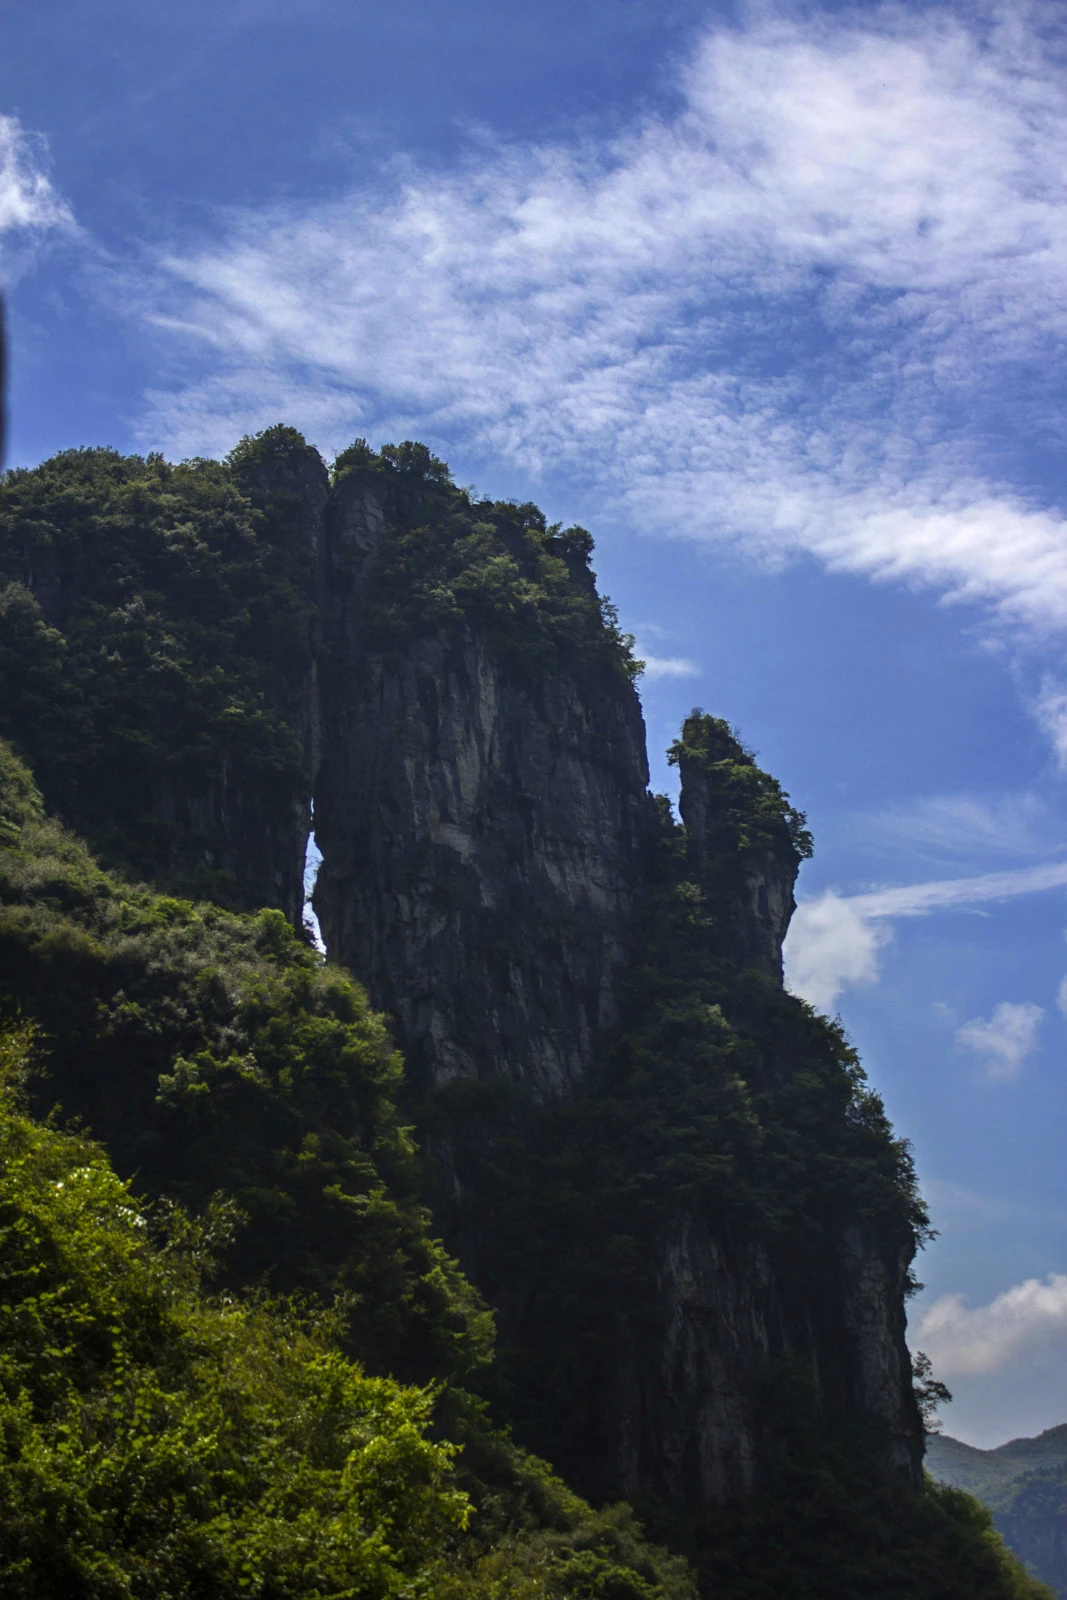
1033,677,1067,768
129,3,1067,637
844,859,1067,920
860,789,1063,865
0,114,75,281
785,857,1067,1011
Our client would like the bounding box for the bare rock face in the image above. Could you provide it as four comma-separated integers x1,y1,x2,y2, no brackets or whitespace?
307,466,923,1509
313,471,651,1096
737,854,798,981
574,1207,922,1512
839,1225,924,1480
604,1221,772,1507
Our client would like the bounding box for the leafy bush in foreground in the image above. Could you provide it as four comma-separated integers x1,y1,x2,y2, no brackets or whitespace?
0,1023,470,1598
0,1023,697,1598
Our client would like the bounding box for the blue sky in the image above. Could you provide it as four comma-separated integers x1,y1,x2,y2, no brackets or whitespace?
3,0,1066,1447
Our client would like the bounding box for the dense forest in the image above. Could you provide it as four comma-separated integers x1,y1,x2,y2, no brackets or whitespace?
0,435,1055,1597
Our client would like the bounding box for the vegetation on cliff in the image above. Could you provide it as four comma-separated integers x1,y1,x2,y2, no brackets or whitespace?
0,437,1053,1599
0,1026,468,1597
668,712,813,865
434,719,927,1481
331,437,642,683
0,741,695,1599
0,738,487,1386
0,433,319,908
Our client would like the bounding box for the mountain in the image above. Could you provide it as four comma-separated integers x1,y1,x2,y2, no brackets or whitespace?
926,1428,1067,1596
0,427,1054,1598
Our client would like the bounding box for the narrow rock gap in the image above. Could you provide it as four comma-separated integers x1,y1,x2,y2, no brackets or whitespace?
302,808,325,953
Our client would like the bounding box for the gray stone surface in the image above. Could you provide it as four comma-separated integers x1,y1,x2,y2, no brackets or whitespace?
314,475,651,1094
303,466,923,1508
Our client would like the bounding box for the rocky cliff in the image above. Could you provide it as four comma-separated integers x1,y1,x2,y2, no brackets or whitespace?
313,453,650,1096
462,713,924,1510
581,1215,918,1508
0,429,925,1526
303,456,925,1510
674,722,799,983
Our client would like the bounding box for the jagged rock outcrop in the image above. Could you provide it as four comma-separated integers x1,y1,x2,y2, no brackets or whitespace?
308,455,922,1507
314,632,649,1094
549,718,923,1506
674,716,802,982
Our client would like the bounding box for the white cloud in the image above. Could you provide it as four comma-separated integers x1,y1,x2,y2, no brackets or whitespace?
1057,974,1067,1015
132,4,1067,638
0,114,74,280
639,653,700,680
956,1000,1043,1082
785,858,1067,1010
914,1272,1067,1377
784,890,887,1011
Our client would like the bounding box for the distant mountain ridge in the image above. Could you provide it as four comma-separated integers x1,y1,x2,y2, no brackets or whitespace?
926,1427,1067,1597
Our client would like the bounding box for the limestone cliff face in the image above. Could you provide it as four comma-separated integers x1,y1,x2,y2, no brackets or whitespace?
572,732,921,1507
593,1218,920,1508
600,1222,772,1507
313,469,651,1096
305,466,923,1509
838,1225,924,1481
3,433,925,1519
